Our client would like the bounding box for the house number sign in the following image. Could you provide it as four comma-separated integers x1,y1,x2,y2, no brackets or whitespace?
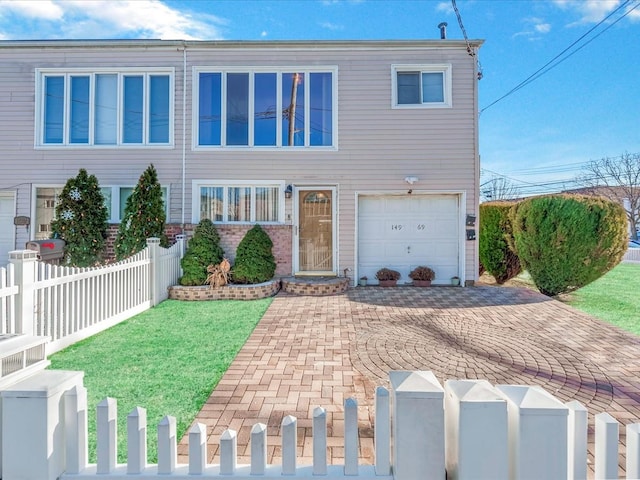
391,224,427,231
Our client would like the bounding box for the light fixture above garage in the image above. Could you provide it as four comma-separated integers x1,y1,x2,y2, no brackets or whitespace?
404,176,419,185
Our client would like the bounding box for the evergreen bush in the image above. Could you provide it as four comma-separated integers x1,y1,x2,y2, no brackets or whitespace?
231,224,276,284
179,219,225,286
50,169,108,267
479,202,521,284
115,164,168,260
511,194,627,296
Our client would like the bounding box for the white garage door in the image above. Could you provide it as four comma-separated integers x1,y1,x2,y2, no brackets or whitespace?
358,194,461,285
0,194,16,267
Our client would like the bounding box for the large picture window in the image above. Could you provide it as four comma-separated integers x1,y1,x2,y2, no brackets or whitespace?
392,64,452,108
37,69,173,146
196,182,283,224
196,68,336,148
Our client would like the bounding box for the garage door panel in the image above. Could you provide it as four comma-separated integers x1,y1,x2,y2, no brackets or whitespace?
358,194,460,285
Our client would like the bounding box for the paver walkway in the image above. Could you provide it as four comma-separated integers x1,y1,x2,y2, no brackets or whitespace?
178,286,640,476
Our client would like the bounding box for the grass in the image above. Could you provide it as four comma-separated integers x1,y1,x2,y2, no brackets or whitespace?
48,298,272,463
566,262,640,335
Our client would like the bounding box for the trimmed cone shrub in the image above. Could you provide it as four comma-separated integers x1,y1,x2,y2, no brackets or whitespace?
179,219,225,286
50,169,108,267
115,164,168,260
479,202,521,284
232,224,276,284
511,194,627,296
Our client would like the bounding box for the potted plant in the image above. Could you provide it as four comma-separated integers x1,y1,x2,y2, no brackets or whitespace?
358,276,368,287
375,268,401,287
409,266,435,287
451,276,461,286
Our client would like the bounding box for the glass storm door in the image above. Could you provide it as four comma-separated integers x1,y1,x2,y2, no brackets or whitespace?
295,187,336,274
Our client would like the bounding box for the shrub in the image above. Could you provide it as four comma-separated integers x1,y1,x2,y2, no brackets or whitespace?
511,194,627,296
115,164,168,260
375,268,401,281
231,225,276,284
408,266,435,281
50,169,109,267
180,219,225,286
479,202,521,284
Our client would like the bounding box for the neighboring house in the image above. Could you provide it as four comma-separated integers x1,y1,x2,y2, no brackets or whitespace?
0,38,482,285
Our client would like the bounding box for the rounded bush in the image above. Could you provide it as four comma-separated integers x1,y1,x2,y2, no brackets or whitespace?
511,194,627,296
479,202,521,284
180,219,224,286
231,224,276,284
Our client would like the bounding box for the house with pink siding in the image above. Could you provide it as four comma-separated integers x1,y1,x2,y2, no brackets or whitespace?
0,38,482,285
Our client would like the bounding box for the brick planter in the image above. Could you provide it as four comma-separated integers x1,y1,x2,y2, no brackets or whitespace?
168,280,280,301
281,277,350,296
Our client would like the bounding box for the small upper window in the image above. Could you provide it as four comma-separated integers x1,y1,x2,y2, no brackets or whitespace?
392,65,452,108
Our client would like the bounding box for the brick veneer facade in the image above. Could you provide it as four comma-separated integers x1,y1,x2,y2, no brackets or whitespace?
104,223,293,277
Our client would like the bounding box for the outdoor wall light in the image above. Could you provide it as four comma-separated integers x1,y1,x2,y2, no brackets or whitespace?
404,176,419,185
285,184,293,199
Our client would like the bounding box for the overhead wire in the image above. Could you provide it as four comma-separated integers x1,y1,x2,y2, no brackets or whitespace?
480,0,637,114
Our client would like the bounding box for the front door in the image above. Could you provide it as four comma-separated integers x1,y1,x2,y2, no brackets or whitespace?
295,187,336,275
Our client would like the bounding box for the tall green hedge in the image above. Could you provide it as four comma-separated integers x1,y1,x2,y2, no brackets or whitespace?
479,202,521,284
231,224,276,284
179,219,224,286
511,194,627,296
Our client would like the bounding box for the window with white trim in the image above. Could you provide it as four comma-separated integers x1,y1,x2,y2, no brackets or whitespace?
196,68,336,148
195,182,283,224
37,69,173,146
33,186,169,239
392,64,452,108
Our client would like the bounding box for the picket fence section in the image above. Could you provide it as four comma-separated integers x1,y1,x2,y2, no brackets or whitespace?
0,236,185,355
624,248,640,262
3,369,640,480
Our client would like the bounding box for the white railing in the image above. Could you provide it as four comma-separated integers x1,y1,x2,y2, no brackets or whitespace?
2,369,640,480
624,248,640,262
0,236,185,355
0,262,18,335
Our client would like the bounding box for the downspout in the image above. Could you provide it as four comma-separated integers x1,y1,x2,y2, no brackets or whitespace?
181,42,187,233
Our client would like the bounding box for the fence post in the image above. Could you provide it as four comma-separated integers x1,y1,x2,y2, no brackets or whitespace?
282,415,297,475
9,250,38,336
1,370,84,480
390,370,445,480
65,384,88,474
313,407,327,475
176,234,187,258
444,379,508,480
146,238,160,307
595,412,619,480
497,384,568,480
158,415,177,474
220,429,237,475
375,386,391,476
189,422,207,475
96,397,117,474
344,397,359,475
566,400,588,480
127,406,147,474
627,423,640,479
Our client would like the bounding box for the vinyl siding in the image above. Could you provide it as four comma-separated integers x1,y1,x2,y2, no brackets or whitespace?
0,40,481,279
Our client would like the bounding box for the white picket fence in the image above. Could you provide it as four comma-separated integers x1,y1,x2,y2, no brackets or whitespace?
624,248,640,262
0,236,185,355
1,369,639,480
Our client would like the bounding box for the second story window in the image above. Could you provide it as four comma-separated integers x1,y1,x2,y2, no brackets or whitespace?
196,68,336,149
37,69,173,147
392,64,452,108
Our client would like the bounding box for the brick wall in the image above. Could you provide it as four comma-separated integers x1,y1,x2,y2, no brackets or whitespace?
104,223,293,277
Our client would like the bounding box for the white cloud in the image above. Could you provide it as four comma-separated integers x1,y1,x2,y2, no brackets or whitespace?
535,23,551,34
0,0,227,40
513,17,552,40
261,31,268,37
435,1,453,15
318,21,344,31
552,0,638,24
0,0,64,20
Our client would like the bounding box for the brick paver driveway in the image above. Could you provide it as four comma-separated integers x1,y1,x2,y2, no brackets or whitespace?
179,286,640,473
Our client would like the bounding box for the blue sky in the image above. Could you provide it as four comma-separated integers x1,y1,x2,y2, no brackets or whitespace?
0,0,638,196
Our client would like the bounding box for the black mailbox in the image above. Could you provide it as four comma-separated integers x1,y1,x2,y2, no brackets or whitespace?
26,239,66,262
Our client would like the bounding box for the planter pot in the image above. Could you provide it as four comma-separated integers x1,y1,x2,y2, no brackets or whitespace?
451,277,461,286
378,280,398,287
358,279,368,287
412,280,432,287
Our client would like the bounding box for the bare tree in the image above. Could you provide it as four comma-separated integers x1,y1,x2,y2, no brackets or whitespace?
578,152,640,240
480,176,521,203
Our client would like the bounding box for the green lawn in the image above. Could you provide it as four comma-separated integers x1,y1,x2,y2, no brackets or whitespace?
567,262,640,335
48,298,272,463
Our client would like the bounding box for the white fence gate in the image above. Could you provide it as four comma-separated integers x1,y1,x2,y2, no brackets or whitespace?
1,369,639,479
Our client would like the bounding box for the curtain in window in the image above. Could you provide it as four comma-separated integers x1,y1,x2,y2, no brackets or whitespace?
255,187,278,222
200,187,224,222
228,187,251,222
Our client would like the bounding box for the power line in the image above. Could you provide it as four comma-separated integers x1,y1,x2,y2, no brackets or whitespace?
480,0,636,114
